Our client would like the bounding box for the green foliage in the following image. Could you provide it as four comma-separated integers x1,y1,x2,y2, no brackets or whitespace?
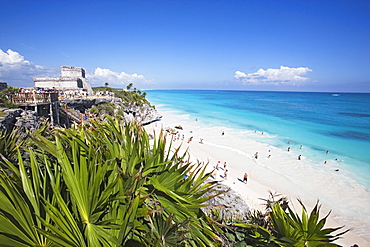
91,84,152,119
228,223,283,246
0,92,18,108
92,85,151,106
90,102,119,118
269,199,349,246
0,117,221,246
207,192,348,246
2,86,19,94
0,114,348,246
206,207,282,246
0,128,25,162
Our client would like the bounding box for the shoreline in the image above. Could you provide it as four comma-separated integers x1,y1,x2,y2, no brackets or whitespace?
145,107,370,247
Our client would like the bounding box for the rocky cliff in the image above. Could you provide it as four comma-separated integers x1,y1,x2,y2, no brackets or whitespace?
202,181,250,221
1,97,161,132
61,97,161,125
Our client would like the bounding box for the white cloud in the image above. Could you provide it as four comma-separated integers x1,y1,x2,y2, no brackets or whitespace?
88,67,153,86
235,66,312,85
0,49,153,88
0,49,30,64
0,49,57,86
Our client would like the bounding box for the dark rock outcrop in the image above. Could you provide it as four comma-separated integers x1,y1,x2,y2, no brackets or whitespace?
0,108,23,132
14,110,42,136
0,109,43,136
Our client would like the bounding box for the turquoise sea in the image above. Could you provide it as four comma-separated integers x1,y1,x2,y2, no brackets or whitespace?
146,90,370,189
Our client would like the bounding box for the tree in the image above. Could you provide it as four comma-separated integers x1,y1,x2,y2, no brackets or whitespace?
104,82,109,87
126,83,133,91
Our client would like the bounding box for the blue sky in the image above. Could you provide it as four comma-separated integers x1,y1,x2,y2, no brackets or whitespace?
0,0,369,92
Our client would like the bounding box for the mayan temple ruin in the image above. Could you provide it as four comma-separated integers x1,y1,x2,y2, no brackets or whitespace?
33,66,93,95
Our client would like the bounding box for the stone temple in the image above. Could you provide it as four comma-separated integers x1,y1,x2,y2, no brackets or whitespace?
33,66,93,95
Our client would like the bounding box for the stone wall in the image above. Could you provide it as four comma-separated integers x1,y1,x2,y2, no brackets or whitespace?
61,66,85,78
34,77,82,89
33,66,93,95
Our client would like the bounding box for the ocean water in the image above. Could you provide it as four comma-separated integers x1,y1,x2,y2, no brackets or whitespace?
145,90,370,237
146,90,370,189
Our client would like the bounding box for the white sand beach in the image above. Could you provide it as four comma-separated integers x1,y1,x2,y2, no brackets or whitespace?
145,108,370,247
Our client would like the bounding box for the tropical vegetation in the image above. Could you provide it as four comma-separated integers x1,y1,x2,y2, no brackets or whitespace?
207,192,349,246
92,84,150,107
0,117,222,246
0,117,349,246
90,85,152,119
0,91,18,108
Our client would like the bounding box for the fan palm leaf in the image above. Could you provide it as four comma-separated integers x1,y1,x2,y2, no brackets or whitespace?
269,199,349,246
0,117,223,246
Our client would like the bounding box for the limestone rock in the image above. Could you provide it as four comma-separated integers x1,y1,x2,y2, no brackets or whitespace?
202,180,250,221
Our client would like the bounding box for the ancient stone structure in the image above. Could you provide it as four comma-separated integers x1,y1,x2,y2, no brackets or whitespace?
9,92,60,126
33,66,93,95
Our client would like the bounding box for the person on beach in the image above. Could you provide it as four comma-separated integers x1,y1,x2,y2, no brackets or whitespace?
212,167,217,179
224,169,228,180
187,136,193,143
287,147,290,152
222,131,224,136
243,173,248,184
254,152,258,159
300,145,303,149
298,155,301,160
324,161,327,164
267,154,271,158
223,162,227,170
326,150,329,154
216,161,220,170
199,138,203,144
